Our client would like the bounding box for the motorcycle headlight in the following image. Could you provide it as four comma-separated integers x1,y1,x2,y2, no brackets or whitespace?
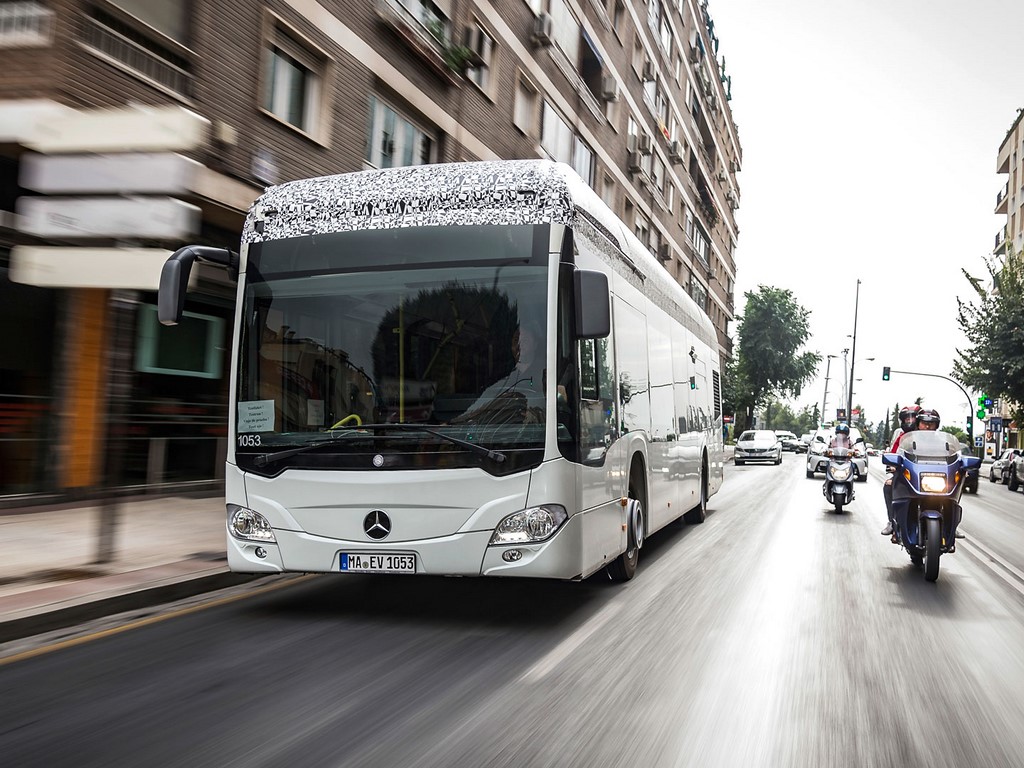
490,505,568,545
920,473,947,494
832,466,851,481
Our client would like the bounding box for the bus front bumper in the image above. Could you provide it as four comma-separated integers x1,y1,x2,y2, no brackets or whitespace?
227,511,584,580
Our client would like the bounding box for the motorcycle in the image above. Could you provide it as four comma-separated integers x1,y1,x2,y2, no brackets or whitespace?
882,430,981,582
822,446,855,512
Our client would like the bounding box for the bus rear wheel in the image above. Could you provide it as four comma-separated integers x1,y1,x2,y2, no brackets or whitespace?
608,488,644,581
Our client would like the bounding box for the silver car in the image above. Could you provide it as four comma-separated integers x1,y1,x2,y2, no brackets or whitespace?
989,448,1024,484
806,426,868,480
735,430,783,465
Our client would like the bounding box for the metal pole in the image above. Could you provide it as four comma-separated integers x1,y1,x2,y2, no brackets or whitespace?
821,355,833,422
847,279,861,421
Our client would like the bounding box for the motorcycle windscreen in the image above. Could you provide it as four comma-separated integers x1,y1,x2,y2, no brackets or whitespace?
898,431,962,464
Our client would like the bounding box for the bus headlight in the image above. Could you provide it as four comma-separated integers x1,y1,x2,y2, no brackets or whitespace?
227,504,277,542
920,474,947,494
490,505,568,545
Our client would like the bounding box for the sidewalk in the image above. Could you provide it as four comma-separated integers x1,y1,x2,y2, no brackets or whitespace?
0,496,257,643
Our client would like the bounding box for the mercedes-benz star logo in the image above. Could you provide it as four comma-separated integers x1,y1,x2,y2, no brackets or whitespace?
363,510,391,540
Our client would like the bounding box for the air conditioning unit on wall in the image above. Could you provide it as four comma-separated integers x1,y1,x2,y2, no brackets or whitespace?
637,133,653,155
657,243,672,262
627,150,642,173
641,60,656,82
600,75,618,102
532,12,553,47
669,140,684,164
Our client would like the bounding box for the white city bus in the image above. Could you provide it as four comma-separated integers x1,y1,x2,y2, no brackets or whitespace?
159,160,724,581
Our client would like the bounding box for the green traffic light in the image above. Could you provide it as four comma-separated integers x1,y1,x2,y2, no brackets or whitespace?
882,366,890,381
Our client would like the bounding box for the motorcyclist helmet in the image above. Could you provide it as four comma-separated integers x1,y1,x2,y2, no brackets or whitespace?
898,405,920,431
835,423,850,435
916,408,940,430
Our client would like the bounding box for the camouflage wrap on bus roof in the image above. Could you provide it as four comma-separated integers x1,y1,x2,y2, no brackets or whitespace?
242,160,576,243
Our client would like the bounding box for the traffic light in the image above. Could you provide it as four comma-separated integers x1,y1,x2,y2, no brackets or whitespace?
882,366,890,381
689,376,696,390
966,415,973,434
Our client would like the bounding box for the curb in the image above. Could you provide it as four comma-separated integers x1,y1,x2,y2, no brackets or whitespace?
0,571,263,645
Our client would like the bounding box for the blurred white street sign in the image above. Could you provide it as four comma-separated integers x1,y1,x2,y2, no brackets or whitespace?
24,104,209,153
9,246,181,290
17,196,200,239
20,152,202,194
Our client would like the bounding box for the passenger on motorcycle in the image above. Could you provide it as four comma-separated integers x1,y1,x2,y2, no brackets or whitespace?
829,422,853,450
882,405,921,536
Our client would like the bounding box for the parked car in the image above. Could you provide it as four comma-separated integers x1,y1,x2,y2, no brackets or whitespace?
774,430,803,452
866,443,879,456
989,448,1023,484
806,426,868,480
1008,452,1024,493
960,444,979,494
735,429,783,465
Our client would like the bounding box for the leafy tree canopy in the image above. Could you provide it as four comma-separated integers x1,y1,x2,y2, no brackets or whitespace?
954,248,1024,421
733,286,821,430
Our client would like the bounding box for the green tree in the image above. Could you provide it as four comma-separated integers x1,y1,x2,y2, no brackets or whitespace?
733,286,821,431
954,248,1024,422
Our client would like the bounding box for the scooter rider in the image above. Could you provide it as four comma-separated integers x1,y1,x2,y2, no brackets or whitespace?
882,405,920,536
829,422,853,450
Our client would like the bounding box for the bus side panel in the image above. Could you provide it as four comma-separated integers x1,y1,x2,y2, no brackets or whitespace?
647,307,682,533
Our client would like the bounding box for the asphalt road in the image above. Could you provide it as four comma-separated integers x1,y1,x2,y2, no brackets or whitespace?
3,453,1024,768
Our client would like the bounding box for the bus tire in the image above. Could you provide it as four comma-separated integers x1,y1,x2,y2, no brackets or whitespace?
684,458,708,524
608,485,644,581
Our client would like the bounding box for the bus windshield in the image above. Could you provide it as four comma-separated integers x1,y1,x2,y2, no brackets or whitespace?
235,224,550,474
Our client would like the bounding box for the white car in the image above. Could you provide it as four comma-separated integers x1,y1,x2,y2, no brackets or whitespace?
735,429,783,465
806,426,868,480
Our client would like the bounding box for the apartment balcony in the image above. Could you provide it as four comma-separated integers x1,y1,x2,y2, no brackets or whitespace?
995,181,1009,215
0,1,53,48
376,0,462,87
994,226,1007,255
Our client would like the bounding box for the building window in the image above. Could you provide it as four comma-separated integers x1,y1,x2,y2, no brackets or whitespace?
573,136,595,187
263,23,327,137
548,0,579,62
465,23,495,92
612,0,626,35
81,4,192,96
366,95,435,169
653,155,666,195
602,174,616,211
513,72,539,135
542,101,573,164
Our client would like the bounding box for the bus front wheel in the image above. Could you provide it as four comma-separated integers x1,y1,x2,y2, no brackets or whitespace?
608,488,644,582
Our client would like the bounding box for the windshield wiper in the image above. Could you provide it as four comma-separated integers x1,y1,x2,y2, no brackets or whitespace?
252,423,506,466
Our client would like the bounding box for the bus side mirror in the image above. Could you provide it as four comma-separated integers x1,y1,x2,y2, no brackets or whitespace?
158,245,238,325
574,269,610,339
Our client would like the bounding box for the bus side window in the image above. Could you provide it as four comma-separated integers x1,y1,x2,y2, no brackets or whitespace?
579,335,616,462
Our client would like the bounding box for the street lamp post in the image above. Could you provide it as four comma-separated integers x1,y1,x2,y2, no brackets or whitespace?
821,354,837,423
847,279,862,422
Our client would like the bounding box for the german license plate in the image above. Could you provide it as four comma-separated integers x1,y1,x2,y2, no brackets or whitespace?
340,553,416,574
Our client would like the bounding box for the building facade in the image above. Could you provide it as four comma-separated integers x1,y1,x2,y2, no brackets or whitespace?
0,0,741,500
992,107,1023,450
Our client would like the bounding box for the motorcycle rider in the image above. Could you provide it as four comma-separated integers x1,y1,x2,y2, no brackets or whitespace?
881,405,921,536
824,423,855,502
829,422,853,450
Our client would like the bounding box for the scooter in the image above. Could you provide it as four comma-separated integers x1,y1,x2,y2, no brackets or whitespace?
882,430,981,582
822,446,855,513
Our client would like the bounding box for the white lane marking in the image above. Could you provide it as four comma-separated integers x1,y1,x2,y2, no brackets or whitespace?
519,602,623,682
960,535,1024,598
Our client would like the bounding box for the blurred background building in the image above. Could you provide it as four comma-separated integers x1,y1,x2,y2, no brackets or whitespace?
0,0,741,502
991,107,1022,450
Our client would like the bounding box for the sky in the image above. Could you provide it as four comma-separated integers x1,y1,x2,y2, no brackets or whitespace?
709,0,1024,433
